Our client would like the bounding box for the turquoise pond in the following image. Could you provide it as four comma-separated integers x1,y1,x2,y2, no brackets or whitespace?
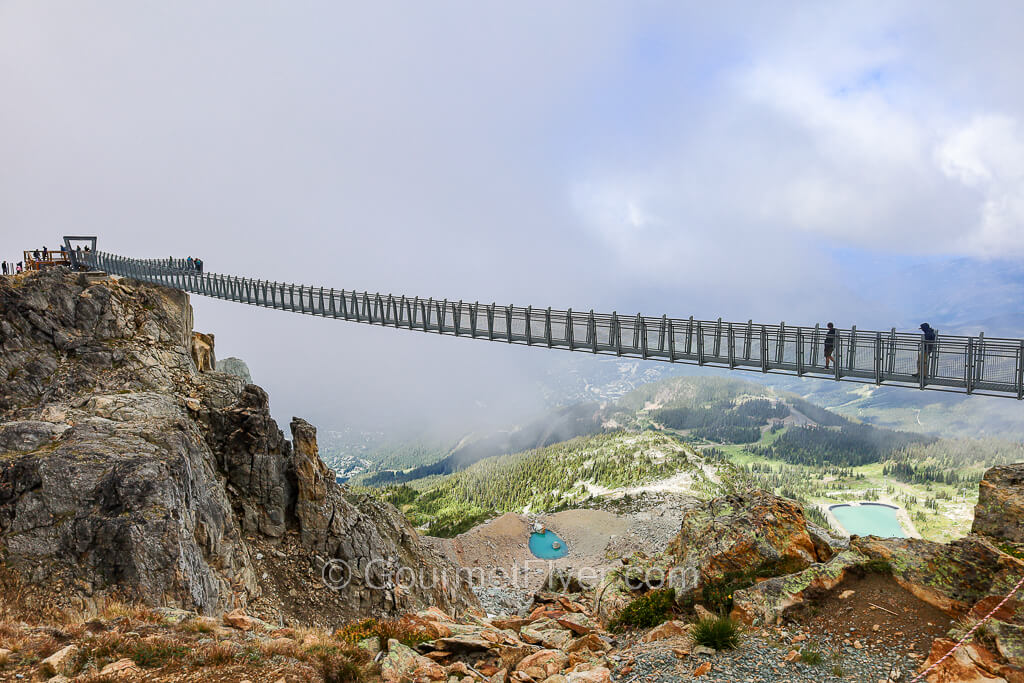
529,530,569,559
830,503,907,538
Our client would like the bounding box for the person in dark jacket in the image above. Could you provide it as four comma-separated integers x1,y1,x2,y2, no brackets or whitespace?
913,323,937,378
824,322,837,369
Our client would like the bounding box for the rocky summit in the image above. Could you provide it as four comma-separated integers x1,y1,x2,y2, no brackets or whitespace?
0,269,476,625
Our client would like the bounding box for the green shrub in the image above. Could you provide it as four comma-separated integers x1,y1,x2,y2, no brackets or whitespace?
691,615,741,651
129,641,189,667
611,588,676,630
800,645,824,665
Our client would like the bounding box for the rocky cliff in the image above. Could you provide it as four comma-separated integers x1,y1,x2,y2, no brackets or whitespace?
0,269,477,626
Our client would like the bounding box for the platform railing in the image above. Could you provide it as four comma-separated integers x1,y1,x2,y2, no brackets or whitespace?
82,250,1024,400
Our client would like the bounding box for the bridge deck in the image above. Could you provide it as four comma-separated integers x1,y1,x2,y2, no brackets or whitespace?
82,250,1024,400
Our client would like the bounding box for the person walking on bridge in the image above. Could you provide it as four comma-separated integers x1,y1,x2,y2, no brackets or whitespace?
913,323,937,378
1,261,7,275
824,322,837,369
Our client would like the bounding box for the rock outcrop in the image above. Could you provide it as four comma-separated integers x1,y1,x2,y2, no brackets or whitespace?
0,269,477,624
851,535,1024,616
973,463,1024,544
216,356,252,383
668,490,821,584
190,331,215,372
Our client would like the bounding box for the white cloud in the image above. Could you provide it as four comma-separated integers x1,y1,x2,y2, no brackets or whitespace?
936,115,1024,255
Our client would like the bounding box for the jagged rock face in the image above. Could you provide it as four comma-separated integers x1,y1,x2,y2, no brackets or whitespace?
973,463,1024,544
0,270,477,622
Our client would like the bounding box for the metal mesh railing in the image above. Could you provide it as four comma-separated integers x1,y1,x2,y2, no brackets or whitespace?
82,250,1024,399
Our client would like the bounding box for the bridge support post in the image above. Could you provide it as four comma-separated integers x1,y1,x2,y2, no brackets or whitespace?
796,328,804,375
848,325,857,371
810,324,820,367
874,331,883,384
966,337,975,394
760,326,768,373
696,321,704,365
589,310,597,353
1017,341,1024,400
728,323,736,368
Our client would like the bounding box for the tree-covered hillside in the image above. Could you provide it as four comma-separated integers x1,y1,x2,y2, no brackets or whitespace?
362,431,706,536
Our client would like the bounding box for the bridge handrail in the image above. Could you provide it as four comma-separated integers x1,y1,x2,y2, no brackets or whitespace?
80,249,1024,400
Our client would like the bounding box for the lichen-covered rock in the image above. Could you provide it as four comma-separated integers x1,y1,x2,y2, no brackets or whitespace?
0,269,477,623
852,535,1024,616
973,464,1024,544
669,490,820,588
989,621,1024,668
381,639,446,683
730,549,867,625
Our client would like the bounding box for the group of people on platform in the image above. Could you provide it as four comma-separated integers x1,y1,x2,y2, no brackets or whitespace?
3,244,91,275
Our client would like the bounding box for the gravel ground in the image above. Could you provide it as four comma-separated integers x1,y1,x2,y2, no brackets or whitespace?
614,632,924,682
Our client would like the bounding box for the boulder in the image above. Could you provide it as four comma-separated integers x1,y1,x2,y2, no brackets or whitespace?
516,649,569,677
919,638,1008,682
99,658,141,678
566,668,612,683
40,644,79,677
641,620,692,643
973,464,1024,544
381,640,446,683
669,491,820,593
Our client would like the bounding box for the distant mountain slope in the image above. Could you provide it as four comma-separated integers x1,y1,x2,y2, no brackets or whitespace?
362,401,609,486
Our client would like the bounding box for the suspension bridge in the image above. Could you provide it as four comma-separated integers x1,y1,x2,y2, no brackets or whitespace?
63,237,1024,400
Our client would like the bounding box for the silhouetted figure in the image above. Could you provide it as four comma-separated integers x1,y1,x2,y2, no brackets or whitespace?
195,258,203,273
33,250,40,260
42,246,48,260
913,323,937,378
824,322,837,369
2,261,7,275
187,256,194,270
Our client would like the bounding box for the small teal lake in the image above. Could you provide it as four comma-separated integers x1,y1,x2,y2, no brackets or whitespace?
529,530,568,559
831,503,906,538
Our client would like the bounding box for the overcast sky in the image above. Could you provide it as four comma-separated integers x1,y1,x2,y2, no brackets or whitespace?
3,3,1023,433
